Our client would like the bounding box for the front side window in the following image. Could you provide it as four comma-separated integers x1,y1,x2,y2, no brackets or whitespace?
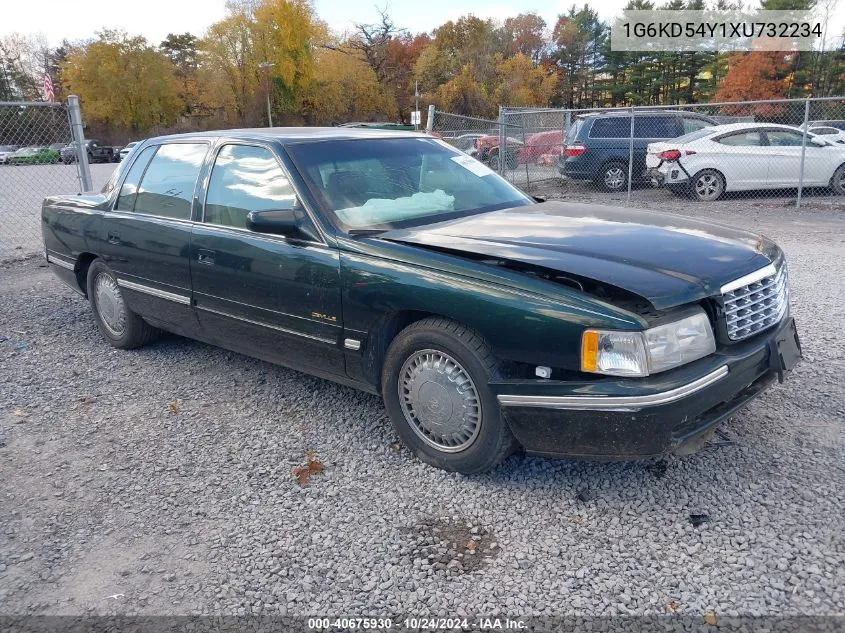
287,137,531,231
204,144,296,229
716,131,764,147
766,130,804,147
133,143,207,220
115,146,156,209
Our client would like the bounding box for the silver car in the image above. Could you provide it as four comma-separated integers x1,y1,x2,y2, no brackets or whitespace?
0,145,19,164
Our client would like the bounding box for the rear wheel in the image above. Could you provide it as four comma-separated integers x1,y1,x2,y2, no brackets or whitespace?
691,169,725,201
86,259,160,349
598,161,627,192
488,151,502,172
381,318,516,474
831,163,845,196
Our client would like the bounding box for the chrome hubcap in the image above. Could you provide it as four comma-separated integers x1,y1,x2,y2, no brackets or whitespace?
398,349,482,453
605,167,624,189
696,174,721,199
94,272,126,336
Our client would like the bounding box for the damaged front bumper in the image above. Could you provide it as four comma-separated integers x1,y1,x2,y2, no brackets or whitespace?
493,317,801,460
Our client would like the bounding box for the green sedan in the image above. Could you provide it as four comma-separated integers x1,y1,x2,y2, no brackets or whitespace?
8,146,61,165
41,128,801,473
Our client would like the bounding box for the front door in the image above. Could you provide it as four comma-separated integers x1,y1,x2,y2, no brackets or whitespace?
190,143,344,376
764,129,829,187
100,141,208,336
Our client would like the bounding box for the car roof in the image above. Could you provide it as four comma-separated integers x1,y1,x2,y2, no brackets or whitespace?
577,109,711,119
696,122,806,135
147,127,426,145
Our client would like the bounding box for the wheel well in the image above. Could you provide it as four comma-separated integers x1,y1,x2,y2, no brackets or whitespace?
691,167,727,186
364,310,442,392
74,253,98,297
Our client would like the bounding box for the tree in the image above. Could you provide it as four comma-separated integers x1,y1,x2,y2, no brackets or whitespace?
62,31,183,132
301,45,397,123
435,64,491,116
713,52,790,116
500,13,547,63
160,33,201,114
493,54,557,107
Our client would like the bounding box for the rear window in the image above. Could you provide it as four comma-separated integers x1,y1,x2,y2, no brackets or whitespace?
565,119,583,144
675,128,715,144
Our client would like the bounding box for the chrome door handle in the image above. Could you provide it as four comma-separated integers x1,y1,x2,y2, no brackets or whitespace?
197,251,215,265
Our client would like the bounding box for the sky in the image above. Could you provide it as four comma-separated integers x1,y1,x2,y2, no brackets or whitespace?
1,0,632,46
1,0,841,47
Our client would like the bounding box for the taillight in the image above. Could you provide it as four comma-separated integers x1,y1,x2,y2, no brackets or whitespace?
657,149,681,161
565,143,586,157
656,149,696,161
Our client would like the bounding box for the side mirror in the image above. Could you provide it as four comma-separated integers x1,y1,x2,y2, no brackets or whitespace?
809,137,828,147
246,202,320,242
532,195,547,203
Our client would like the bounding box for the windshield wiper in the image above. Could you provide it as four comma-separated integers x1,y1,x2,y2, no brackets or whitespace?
347,228,388,236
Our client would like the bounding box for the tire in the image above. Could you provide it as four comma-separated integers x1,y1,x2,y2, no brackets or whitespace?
831,163,845,196
597,161,627,192
506,151,518,170
690,169,726,201
487,151,501,172
381,317,517,474
86,259,160,349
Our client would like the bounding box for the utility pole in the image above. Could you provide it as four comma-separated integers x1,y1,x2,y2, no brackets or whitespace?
258,61,275,127
414,81,420,131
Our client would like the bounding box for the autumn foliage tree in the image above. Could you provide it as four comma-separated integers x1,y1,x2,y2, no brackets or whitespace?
62,31,182,133
713,52,790,116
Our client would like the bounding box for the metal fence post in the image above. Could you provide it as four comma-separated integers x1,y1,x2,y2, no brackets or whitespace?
627,105,635,203
425,104,435,134
796,98,810,209
498,106,506,176
67,95,93,193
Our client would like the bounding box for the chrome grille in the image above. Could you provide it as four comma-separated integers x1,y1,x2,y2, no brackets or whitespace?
722,264,788,341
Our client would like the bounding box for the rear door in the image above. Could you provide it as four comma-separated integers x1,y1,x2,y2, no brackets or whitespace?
633,116,679,179
709,130,770,189
100,141,208,335
190,142,344,376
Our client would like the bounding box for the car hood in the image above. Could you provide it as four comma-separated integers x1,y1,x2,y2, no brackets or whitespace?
380,201,780,310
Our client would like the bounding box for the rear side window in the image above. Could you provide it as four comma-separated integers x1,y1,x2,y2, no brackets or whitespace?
204,144,296,229
115,146,156,210
133,143,207,220
809,127,838,135
634,116,676,138
716,131,764,146
589,117,629,139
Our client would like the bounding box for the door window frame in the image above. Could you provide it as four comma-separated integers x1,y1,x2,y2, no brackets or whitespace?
199,140,327,247
713,130,767,147
109,139,210,223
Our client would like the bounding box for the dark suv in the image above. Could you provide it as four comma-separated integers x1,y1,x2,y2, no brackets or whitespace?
559,111,718,191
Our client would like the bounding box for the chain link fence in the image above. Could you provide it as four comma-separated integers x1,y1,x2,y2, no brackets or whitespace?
432,97,845,208
0,99,95,262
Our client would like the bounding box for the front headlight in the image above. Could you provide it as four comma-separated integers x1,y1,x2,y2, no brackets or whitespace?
581,309,716,377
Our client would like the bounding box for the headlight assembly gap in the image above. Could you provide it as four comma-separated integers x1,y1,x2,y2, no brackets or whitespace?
581,309,716,377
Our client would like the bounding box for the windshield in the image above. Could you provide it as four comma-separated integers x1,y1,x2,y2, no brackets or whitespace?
287,137,532,231
0,145,15,152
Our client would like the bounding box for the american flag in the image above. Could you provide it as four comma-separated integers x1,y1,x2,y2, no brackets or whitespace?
43,74,55,102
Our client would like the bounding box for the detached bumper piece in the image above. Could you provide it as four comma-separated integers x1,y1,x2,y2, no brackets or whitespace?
495,317,800,460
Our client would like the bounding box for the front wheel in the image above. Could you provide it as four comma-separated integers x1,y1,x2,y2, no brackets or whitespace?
690,169,726,201
381,318,516,474
487,151,501,172
86,259,161,349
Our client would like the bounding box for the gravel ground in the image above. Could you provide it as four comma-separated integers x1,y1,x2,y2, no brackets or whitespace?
0,201,844,620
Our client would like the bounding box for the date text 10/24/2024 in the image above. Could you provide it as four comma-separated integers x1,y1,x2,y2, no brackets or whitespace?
307,617,527,630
